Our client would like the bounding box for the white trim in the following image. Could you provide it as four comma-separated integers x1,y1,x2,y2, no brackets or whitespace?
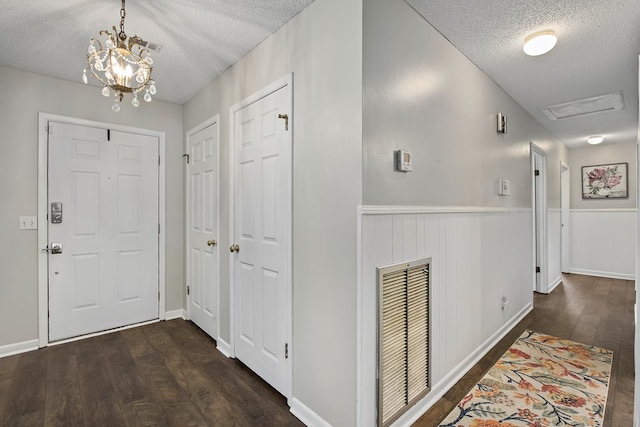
216,337,233,358
360,205,531,215
571,208,637,213
290,397,332,427
49,319,160,346
37,113,166,347
356,206,364,427
0,339,39,359
185,115,221,342
228,73,294,397
390,302,533,427
548,275,562,293
165,309,187,320
569,269,635,281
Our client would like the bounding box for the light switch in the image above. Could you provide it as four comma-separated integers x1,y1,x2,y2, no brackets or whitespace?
19,216,37,230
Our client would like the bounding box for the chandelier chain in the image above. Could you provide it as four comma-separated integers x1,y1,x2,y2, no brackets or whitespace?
119,0,127,41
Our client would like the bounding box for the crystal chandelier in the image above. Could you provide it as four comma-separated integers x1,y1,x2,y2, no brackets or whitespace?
82,0,156,112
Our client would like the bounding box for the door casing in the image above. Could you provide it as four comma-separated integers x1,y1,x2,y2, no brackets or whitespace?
37,113,166,347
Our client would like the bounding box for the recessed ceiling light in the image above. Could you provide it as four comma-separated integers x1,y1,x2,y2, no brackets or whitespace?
587,136,604,145
523,30,557,56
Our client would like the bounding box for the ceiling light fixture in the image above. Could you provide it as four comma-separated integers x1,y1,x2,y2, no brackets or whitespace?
523,30,557,56
587,136,604,145
82,0,156,112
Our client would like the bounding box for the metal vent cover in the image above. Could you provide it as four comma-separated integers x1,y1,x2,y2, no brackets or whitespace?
377,258,431,427
539,91,624,120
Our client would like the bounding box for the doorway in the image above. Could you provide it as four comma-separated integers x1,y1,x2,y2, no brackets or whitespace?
560,162,570,273
229,74,293,398
38,114,166,346
531,143,548,294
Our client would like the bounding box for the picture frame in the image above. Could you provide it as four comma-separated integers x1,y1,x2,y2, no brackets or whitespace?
581,162,628,199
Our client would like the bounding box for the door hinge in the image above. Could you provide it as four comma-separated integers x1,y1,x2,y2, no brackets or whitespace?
285,343,289,359
158,223,160,234
158,155,161,165
187,285,190,295
535,169,540,176
47,124,53,135
107,129,111,141
158,291,160,301
536,266,541,273
182,153,190,164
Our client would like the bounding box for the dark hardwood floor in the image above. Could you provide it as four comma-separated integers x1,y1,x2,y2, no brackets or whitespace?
0,274,634,426
0,319,303,426
414,273,635,427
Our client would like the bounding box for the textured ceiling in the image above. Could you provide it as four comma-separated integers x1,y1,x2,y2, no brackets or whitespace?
405,0,640,147
0,0,314,105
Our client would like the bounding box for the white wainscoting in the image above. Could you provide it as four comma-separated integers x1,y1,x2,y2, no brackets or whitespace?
357,206,534,427
570,209,636,280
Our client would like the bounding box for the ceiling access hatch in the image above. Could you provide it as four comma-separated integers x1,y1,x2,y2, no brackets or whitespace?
539,91,624,120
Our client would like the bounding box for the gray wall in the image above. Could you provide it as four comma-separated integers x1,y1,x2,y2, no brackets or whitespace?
568,142,637,209
363,0,567,209
0,65,184,347
183,0,363,424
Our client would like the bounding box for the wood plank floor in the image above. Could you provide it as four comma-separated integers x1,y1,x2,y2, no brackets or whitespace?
414,273,635,427
0,320,304,426
0,273,634,426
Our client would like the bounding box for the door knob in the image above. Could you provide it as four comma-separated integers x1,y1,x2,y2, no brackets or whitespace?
42,242,63,254
230,244,240,253
207,239,217,247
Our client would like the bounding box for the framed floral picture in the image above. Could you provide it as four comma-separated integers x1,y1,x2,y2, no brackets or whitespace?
582,162,628,199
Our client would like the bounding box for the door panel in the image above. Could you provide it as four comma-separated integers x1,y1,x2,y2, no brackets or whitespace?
187,121,219,339
232,81,291,397
48,122,159,341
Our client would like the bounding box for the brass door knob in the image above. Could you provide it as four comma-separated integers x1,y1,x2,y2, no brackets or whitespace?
207,239,217,247
230,244,240,253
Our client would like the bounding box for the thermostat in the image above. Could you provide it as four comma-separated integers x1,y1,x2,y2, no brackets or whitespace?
395,150,412,172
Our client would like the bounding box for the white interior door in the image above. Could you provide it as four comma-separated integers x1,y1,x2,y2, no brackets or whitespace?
186,120,219,339
231,77,292,397
532,147,547,294
48,121,159,342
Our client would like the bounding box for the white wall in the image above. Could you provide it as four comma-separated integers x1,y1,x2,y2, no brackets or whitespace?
0,65,184,348
568,142,637,278
183,0,363,425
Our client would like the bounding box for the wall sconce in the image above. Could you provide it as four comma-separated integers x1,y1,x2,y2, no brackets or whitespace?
497,113,507,134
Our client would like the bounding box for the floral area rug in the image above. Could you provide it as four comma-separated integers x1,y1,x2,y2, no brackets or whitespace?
439,330,613,427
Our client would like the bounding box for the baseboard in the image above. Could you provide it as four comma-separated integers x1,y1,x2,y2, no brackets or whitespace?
0,339,39,359
548,275,562,293
390,302,534,427
165,309,186,320
216,337,233,358
290,397,332,427
569,268,635,281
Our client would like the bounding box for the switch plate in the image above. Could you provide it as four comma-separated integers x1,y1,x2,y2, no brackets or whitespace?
19,216,37,230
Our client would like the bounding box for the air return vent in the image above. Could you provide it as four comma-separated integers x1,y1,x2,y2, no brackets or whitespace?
539,91,624,120
378,258,431,427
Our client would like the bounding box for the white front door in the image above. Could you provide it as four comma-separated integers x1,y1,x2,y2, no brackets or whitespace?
231,76,292,397
186,120,219,339
47,121,159,342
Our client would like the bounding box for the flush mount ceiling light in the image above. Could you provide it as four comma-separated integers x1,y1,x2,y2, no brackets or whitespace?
523,30,557,56
587,136,604,145
82,0,156,112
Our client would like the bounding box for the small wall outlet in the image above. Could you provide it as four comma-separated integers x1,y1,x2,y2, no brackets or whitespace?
501,296,509,311
19,216,37,230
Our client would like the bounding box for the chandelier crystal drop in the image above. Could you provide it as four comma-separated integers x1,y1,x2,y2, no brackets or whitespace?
82,0,156,111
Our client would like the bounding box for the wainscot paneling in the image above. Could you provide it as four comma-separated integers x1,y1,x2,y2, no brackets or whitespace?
547,208,562,292
569,209,636,280
357,206,534,427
